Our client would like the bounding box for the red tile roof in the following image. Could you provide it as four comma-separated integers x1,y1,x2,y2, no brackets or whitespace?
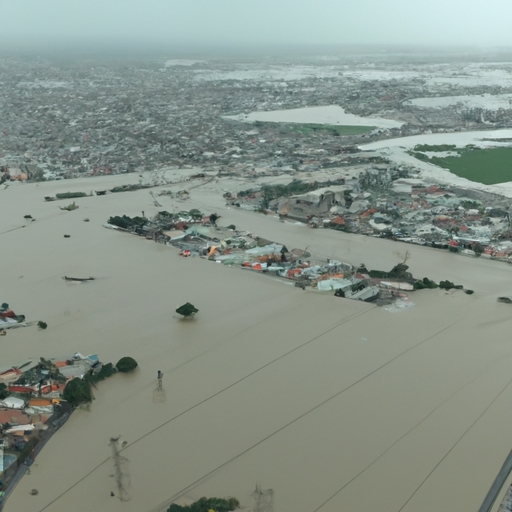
0,410,30,425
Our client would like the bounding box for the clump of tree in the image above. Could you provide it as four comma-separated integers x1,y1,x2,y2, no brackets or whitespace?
461,199,482,210
439,280,463,290
388,263,413,281
0,382,9,399
414,278,464,291
472,242,484,257
413,277,439,290
167,497,240,512
368,269,388,278
116,357,138,373
108,215,147,230
188,209,204,221
37,321,48,330
110,184,149,193
63,377,92,406
176,303,199,318
368,264,413,281
56,192,87,199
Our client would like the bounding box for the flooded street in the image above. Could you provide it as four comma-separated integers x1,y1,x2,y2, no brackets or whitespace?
3,176,512,512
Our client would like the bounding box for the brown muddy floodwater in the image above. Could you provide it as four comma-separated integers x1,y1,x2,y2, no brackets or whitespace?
2,174,512,512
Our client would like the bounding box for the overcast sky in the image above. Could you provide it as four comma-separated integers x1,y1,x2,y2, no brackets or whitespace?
1,0,511,51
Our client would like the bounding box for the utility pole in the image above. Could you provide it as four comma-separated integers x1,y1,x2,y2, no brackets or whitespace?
153,370,165,403
109,436,131,501
252,484,274,512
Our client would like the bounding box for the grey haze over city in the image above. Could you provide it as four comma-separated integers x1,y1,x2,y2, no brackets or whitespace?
1,0,512,52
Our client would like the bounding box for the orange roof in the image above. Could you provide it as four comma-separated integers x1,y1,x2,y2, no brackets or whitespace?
28,398,53,406
360,208,377,218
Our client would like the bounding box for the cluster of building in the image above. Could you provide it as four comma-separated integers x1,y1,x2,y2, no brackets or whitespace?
105,208,425,308
2,55,512,182
0,353,103,491
232,164,512,262
0,303,26,334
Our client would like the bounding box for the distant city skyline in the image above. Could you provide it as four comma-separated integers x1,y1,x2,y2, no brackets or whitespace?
1,0,511,52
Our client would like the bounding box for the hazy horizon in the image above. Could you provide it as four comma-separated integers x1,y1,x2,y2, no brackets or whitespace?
1,0,512,55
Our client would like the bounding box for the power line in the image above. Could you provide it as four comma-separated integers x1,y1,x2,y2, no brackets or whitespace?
149,318,460,512
397,371,512,512
36,306,374,512
311,351,512,512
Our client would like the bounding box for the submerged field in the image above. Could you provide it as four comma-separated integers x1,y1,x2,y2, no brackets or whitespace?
410,145,512,185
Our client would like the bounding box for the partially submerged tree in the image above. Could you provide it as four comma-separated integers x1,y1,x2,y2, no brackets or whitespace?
176,302,199,318
63,377,92,406
472,242,484,257
116,356,138,373
86,362,117,384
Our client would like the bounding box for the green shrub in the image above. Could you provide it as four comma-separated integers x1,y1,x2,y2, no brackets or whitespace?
37,321,48,330
116,357,138,373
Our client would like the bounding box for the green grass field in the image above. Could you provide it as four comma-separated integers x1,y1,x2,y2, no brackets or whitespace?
410,146,512,185
253,121,375,136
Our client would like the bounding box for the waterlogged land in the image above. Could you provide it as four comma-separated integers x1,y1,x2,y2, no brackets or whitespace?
225,105,403,129
3,173,512,512
410,146,512,185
